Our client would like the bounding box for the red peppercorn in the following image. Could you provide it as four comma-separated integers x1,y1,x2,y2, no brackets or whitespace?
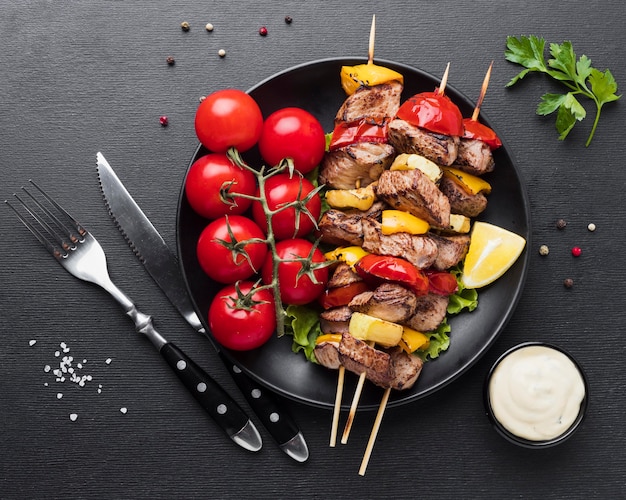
159,116,169,127
571,246,582,257
259,26,268,36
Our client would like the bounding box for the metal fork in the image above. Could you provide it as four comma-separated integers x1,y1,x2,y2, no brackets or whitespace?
6,181,262,452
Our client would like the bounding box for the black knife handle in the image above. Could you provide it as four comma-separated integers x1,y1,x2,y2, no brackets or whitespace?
219,352,299,446
161,342,252,438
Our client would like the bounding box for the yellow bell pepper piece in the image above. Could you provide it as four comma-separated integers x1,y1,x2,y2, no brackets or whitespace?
442,167,492,195
325,184,376,211
390,153,442,183
349,312,403,348
315,333,342,345
381,210,430,235
324,246,369,267
340,64,404,96
399,327,430,354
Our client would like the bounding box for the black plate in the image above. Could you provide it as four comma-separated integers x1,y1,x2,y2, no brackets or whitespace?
176,57,531,410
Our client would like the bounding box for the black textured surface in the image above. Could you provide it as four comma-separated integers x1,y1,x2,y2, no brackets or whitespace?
1,2,625,498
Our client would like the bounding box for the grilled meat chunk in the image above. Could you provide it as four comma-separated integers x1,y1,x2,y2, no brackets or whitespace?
429,233,471,271
387,346,423,390
404,293,449,332
319,142,395,190
335,80,403,124
388,118,460,166
320,306,353,334
339,333,393,388
314,340,341,370
349,283,417,323
328,262,363,289
361,218,438,269
345,200,388,219
439,175,488,218
318,209,365,247
453,138,495,175
374,169,451,228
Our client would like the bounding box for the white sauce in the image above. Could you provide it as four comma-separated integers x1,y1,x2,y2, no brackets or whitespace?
488,345,586,441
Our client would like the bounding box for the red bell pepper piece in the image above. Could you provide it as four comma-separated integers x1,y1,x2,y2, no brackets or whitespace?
396,91,464,137
424,269,459,296
318,281,370,309
462,118,502,149
328,119,388,151
354,254,429,295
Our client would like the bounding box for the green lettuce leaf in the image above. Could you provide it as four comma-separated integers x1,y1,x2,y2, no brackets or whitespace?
284,304,323,363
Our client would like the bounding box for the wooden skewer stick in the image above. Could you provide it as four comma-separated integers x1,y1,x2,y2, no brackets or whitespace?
341,369,368,444
437,62,451,95
330,365,345,447
367,14,376,65
359,387,391,476
471,60,494,121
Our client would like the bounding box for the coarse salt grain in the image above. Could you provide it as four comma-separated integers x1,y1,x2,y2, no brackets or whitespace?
29,340,37,347
120,407,128,414
69,413,78,421
57,393,63,399
588,223,596,231
218,49,226,58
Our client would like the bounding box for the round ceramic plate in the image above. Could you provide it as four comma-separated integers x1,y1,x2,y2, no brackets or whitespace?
176,57,530,410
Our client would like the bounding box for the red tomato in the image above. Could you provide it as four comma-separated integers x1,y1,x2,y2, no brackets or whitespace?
195,89,263,153
328,120,388,151
425,270,459,296
462,118,502,149
252,173,321,240
208,281,276,350
354,254,429,295
262,239,328,305
318,281,370,309
185,153,257,220
197,215,268,284
396,91,464,137
258,107,326,174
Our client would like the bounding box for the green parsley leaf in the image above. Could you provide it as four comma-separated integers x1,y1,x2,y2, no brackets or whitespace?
505,35,621,146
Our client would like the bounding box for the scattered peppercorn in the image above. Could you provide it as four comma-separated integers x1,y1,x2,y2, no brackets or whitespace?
259,26,268,36
285,16,293,24
588,223,596,232
563,278,574,288
205,23,214,32
571,246,582,257
159,116,169,127
218,49,226,58
166,56,175,66
556,218,567,229
539,244,550,256
181,21,190,32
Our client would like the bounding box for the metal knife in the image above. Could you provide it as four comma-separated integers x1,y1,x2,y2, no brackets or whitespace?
96,152,308,462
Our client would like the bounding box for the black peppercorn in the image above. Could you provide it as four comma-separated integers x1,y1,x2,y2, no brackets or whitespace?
285,16,293,24
181,21,190,32
563,278,574,288
556,218,567,230
166,56,175,66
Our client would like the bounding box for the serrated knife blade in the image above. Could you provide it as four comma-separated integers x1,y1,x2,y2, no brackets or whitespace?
96,152,308,462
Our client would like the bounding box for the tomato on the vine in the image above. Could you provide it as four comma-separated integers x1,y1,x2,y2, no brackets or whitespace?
195,89,263,153
252,173,321,240
197,215,267,284
262,238,328,305
258,107,326,174
185,153,257,220
208,281,276,351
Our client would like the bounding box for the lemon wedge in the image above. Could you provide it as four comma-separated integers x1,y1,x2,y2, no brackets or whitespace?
461,222,526,289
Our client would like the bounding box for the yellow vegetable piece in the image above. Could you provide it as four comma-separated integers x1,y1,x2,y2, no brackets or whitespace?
324,246,369,267
390,153,442,183
340,64,404,96
399,327,430,354
442,167,492,195
461,221,526,289
348,312,403,348
381,210,430,235
325,184,376,211
315,333,342,345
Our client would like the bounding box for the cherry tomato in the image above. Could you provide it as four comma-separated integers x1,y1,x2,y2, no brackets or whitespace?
396,91,464,137
462,118,502,149
195,89,263,153
354,254,429,295
197,215,268,284
185,153,256,220
262,238,328,305
258,107,326,174
252,173,321,240
208,281,276,350
329,120,388,151
425,270,459,296
318,281,370,309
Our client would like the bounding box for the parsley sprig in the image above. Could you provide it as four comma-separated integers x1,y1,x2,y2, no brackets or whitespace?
505,35,620,146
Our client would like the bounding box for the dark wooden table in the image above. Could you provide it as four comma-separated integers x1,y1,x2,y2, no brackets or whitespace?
2,1,624,498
